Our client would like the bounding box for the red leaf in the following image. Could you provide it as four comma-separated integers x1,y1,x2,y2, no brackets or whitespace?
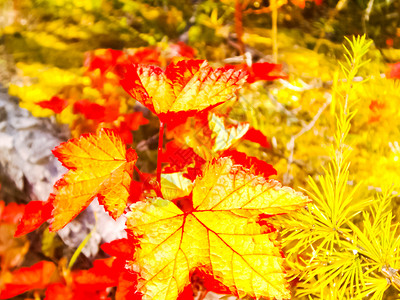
127,47,161,65
0,200,3,218
36,96,69,114
85,49,126,74
192,269,231,295
115,123,134,144
115,112,149,144
250,62,288,82
115,270,141,300
169,42,196,59
368,100,386,123
0,261,56,299
0,201,25,225
291,0,322,8
73,100,106,121
14,200,53,237
176,284,194,300
221,149,277,178
120,64,157,111
101,239,135,260
291,0,306,8
230,62,287,83
162,141,201,171
242,127,271,148
122,112,149,131
183,165,204,181
72,258,119,290
369,100,385,112
388,62,400,79
45,283,111,300
128,180,146,203
256,213,279,233
45,283,74,300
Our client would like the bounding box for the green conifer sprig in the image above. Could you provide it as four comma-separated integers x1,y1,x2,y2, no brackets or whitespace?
273,35,400,299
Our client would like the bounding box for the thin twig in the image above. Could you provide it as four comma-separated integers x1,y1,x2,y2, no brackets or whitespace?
382,266,400,291
362,0,374,33
284,96,331,185
235,0,245,55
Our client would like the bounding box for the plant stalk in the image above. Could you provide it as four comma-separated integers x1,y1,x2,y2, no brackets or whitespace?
157,120,164,186
271,0,278,63
235,0,245,55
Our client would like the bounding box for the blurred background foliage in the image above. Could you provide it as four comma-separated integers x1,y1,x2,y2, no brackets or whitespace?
1,0,399,69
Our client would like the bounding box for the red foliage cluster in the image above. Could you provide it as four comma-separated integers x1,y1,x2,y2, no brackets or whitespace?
6,53,311,300
0,256,125,300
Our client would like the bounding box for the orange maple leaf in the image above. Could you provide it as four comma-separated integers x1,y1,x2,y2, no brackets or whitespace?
125,157,310,300
120,60,248,122
49,128,137,231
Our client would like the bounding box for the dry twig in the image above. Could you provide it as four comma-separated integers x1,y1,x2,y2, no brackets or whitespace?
283,96,331,185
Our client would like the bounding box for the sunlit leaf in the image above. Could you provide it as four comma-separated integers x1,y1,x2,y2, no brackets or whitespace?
125,157,310,300
120,60,247,122
49,128,137,231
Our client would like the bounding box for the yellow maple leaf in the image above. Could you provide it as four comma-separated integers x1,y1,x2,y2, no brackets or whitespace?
50,128,137,231
126,157,310,299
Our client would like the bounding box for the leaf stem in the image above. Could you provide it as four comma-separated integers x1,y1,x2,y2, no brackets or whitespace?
135,165,163,198
134,165,145,179
157,120,165,186
68,212,97,270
